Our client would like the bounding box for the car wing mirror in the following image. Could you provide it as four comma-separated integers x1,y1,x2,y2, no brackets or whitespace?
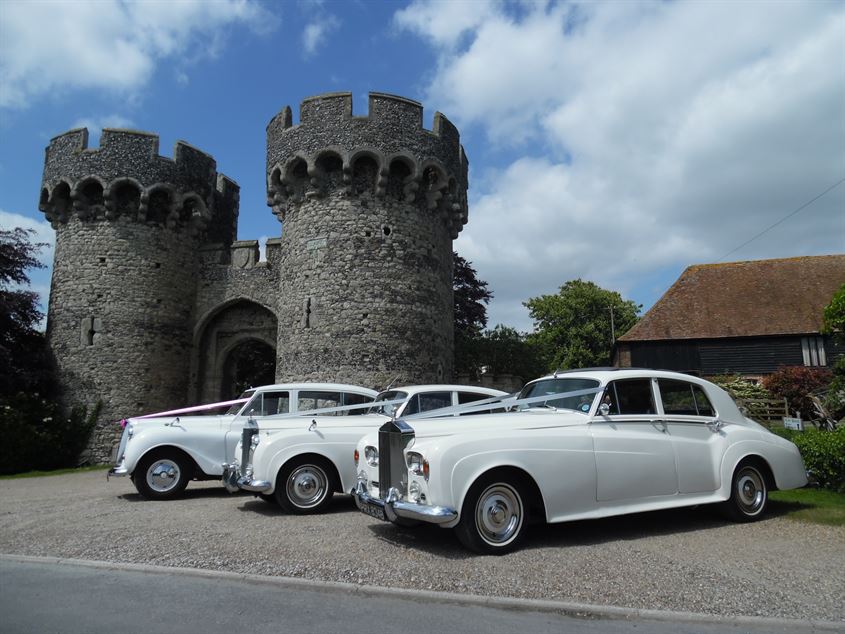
598,403,611,416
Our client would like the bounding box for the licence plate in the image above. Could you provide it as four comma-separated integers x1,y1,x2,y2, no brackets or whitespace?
361,502,386,521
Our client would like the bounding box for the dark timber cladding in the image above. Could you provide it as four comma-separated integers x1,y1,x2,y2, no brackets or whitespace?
38,92,470,463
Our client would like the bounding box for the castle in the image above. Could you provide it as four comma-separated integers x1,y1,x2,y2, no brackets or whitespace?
37,92,469,462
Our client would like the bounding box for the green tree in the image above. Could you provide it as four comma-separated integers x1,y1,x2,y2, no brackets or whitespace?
0,228,51,397
822,284,845,419
525,279,640,372
478,325,545,381
453,252,492,375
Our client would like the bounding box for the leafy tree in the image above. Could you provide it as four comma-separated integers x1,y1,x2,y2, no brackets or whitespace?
822,284,845,419
478,325,545,382
525,279,640,372
453,252,492,375
0,228,51,397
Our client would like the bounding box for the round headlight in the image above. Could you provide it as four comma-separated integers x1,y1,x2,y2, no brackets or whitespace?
406,451,426,477
250,434,260,449
365,446,379,467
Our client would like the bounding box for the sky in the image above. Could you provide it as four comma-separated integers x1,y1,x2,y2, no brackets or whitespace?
1,0,843,332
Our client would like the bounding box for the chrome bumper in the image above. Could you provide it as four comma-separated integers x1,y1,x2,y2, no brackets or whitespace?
107,465,129,480
221,463,271,494
351,479,457,525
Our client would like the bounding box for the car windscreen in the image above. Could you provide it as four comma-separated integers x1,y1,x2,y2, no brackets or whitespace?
227,391,254,415
517,378,600,413
367,390,408,416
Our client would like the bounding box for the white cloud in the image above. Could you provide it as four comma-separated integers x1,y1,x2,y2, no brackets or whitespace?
0,210,55,267
393,0,500,50
401,1,845,330
302,14,340,57
0,0,279,109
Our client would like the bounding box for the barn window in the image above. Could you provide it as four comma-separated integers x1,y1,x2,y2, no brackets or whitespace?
801,337,826,366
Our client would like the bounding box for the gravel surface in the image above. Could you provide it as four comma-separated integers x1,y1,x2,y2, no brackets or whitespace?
1,470,842,623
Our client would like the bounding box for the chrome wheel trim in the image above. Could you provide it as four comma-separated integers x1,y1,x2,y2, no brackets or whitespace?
146,459,181,493
735,466,766,516
475,483,523,546
286,465,329,508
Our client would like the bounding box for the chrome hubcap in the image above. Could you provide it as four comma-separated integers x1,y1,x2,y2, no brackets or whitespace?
475,484,523,546
736,467,766,515
287,465,328,508
146,459,181,493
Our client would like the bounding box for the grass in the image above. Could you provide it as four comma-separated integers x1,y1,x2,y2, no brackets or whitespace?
0,464,110,480
769,487,845,527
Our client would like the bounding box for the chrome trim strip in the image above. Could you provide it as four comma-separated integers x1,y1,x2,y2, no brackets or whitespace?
352,480,457,525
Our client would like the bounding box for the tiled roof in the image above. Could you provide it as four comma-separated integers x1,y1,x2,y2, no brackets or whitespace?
619,255,845,341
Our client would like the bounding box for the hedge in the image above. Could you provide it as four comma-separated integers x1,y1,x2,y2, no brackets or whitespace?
771,426,845,492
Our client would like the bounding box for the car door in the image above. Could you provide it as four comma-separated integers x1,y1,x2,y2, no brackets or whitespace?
590,377,679,502
657,379,727,494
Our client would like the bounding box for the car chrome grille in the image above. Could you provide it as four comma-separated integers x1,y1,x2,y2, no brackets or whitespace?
377,419,415,499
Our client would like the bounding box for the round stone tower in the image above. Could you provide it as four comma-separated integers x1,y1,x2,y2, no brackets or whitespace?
266,92,469,387
39,128,239,459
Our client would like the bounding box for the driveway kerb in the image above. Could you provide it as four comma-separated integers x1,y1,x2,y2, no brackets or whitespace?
2,554,838,632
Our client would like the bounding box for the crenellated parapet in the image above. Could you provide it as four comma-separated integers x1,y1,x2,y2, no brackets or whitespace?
266,92,469,238
39,128,237,243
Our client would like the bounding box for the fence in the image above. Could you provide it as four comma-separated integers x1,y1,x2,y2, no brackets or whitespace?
735,397,790,428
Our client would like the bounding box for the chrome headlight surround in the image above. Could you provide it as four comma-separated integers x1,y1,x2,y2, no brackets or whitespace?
364,445,379,467
406,451,429,480
125,422,135,440
250,433,261,449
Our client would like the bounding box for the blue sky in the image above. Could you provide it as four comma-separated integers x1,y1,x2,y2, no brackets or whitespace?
1,0,843,331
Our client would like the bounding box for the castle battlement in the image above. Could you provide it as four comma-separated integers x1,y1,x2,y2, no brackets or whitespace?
40,127,234,241
266,92,469,237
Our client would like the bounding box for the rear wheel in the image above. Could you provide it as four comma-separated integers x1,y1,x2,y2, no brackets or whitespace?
275,457,335,514
455,475,528,555
721,461,768,522
133,451,191,500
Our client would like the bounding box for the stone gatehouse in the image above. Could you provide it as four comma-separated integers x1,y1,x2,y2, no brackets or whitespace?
37,92,469,461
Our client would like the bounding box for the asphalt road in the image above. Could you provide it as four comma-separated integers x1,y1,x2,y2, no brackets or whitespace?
0,558,828,634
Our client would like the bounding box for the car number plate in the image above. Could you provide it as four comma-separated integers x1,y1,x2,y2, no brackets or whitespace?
361,502,386,521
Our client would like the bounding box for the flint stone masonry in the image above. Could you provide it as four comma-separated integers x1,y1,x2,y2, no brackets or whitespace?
39,92,469,463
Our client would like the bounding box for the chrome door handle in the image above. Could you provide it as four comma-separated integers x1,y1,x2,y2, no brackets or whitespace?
706,418,725,432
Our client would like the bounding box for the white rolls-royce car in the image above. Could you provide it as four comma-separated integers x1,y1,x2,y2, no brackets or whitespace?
352,369,808,554
109,383,377,500
223,385,508,513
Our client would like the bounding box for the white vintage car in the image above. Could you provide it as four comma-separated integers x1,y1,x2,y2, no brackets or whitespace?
109,383,377,500
223,385,508,513
352,369,808,554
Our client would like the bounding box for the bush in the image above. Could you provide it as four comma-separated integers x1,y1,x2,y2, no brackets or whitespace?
762,366,832,421
788,427,845,492
0,394,99,475
710,374,771,401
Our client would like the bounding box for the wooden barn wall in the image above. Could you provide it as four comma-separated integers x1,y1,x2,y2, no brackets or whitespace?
627,335,844,375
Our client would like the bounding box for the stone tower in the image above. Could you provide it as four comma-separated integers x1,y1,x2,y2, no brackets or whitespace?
38,128,239,451
37,91,469,461
266,92,468,386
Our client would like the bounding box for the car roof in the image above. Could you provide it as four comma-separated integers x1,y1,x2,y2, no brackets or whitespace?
379,385,509,397
526,368,709,385
245,383,378,396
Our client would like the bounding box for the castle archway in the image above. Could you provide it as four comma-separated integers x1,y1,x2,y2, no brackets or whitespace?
191,299,278,403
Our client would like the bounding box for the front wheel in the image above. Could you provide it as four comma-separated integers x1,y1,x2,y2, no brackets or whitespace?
721,462,768,522
133,451,191,500
275,457,335,514
455,476,527,555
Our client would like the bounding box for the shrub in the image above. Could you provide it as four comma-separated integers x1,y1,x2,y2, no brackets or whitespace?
0,394,99,475
788,427,845,492
710,374,771,401
762,366,832,422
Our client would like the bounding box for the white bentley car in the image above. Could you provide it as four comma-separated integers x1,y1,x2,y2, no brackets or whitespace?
109,383,377,500
352,369,808,554
223,385,508,513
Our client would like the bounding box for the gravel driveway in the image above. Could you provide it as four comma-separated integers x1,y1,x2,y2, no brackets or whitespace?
1,470,842,623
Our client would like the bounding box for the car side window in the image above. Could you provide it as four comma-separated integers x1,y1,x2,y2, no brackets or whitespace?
658,380,715,417
343,392,373,416
604,379,655,415
254,391,290,416
457,391,494,415
298,391,342,415
408,391,452,415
